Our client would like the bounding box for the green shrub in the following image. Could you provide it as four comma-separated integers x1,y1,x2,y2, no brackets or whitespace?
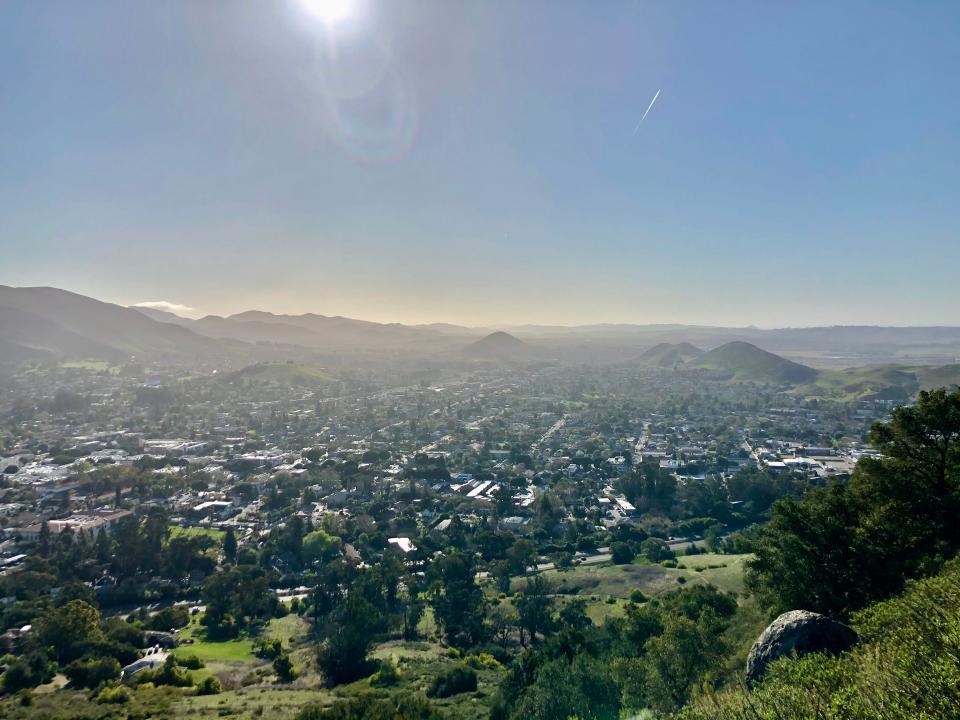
197,676,222,695
610,542,635,565
96,685,133,704
64,656,121,689
370,659,400,687
465,652,502,670
179,654,205,670
428,663,477,698
146,605,190,631
273,652,295,682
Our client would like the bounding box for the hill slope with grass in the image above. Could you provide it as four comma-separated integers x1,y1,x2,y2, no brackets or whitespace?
687,341,818,384
224,362,336,385
681,559,960,720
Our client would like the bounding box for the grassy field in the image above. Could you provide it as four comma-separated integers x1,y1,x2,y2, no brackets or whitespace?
60,359,116,372
174,688,332,720
172,618,501,720
512,553,751,603
169,526,226,543
172,613,321,718
228,363,336,385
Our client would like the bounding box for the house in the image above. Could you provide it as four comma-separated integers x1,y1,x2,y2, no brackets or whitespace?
121,647,168,680
189,500,235,520
388,537,416,554
500,516,528,533
13,510,132,542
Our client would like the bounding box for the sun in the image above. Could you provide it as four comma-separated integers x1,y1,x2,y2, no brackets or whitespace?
300,0,354,25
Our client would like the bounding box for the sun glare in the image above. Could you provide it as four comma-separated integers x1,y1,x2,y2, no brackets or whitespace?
300,0,354,25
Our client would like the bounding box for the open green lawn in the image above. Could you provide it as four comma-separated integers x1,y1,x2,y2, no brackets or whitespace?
60,359,115,372
169,525,226,543
511,553,753,607
676,553,753,595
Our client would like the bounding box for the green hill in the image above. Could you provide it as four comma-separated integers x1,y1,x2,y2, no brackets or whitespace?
687,341,818,384
225,362,335,385
638,342,703,368
793,363,960,403
916,363,960,391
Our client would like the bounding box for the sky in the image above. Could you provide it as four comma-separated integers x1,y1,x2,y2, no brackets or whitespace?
1,0,958,327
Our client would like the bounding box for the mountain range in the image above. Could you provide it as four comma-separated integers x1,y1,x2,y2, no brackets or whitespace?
2,286,960,400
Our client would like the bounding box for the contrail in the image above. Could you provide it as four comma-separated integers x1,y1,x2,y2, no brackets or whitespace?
632,88,661,135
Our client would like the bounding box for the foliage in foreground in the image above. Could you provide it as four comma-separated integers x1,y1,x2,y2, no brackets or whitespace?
681,560,960,720
297,692,443,720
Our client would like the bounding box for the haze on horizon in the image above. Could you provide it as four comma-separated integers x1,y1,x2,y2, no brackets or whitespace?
1,1,958,328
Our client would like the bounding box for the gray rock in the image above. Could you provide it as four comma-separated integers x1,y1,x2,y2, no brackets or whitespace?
746,610,858,687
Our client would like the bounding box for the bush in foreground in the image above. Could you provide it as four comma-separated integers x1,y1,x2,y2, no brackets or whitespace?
427,663,477,698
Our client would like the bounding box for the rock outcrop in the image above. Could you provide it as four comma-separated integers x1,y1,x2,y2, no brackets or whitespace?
746,610,858,687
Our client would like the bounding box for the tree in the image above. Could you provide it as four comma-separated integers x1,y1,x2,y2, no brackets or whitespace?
38,521,50,558
302,528,340,565
641,538,674,563
223,527,238,564
517,576,555,645
510,656,621,720
493,484,515,518
64,657,121,689
202,566,277,637
37,599,105,663
641,611,729,713
428,551,486,648
273,652,295,682
489,603,518,648
748,389,960,619
506,539,537,575
610,541,635,565
1,653,56,693
319,592,380,684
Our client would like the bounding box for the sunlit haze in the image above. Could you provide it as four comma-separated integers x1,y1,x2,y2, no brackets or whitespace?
1,1,957,326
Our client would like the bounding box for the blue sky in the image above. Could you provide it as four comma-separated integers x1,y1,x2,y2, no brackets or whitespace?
1,0,957,326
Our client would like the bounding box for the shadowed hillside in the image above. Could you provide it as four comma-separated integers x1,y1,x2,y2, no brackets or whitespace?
688,341,818,384
637,342,703,367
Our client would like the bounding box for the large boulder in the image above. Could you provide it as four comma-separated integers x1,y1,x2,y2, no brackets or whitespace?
746,610,858,687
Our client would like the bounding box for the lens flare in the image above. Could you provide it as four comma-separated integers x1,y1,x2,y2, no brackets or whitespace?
300,0,353,25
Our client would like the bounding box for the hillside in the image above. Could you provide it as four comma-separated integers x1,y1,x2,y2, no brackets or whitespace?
916,363,960,391
226,311,450,350
0,286,231,363
224,362,336,385
465,331,530,360
683,560,960,720
637,342,703,368
792,363,960,403
688,341,818,384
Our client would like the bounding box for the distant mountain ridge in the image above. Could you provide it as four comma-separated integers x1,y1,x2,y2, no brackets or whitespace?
0,286,229,363
0,285,959,378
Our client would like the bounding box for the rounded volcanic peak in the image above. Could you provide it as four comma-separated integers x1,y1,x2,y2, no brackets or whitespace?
473,331,526,348
225,362,335,385
638,342,704,367
746,610,858,687
465,331,530,360
690,340,817,384
673,342,703,357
